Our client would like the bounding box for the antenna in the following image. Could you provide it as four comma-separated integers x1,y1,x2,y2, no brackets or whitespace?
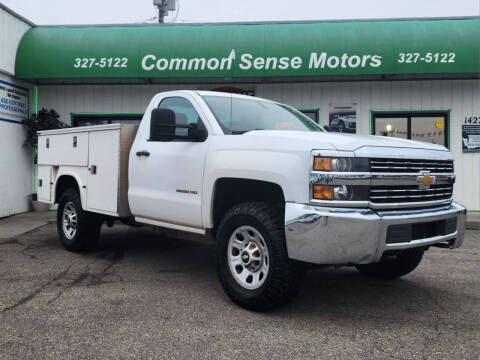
153,0,176,23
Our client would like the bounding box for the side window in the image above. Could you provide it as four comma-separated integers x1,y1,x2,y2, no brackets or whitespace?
158,97,204,137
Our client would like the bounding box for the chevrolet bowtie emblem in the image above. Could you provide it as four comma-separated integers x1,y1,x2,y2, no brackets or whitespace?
417,172,435,189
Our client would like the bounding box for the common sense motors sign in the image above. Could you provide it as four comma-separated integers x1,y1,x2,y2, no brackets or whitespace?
15,20,480,80
140,50,383,72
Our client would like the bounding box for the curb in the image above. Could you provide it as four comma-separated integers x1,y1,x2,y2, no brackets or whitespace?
466,221,480,230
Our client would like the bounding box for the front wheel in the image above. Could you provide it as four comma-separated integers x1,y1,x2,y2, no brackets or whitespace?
355,248,425,280
216,202,303,312
57,188,102,252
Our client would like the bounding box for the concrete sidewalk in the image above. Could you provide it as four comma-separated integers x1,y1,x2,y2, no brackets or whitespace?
466,211,480,230
0,211,56,239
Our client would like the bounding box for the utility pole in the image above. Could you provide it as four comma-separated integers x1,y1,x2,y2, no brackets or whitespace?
153,0,176,23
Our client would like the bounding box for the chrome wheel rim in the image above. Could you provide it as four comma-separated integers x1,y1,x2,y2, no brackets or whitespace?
227,225,269,290
62,202,78,240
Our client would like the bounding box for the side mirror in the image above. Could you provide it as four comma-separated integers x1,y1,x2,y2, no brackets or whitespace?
150,108,208,142
188,123,208,142
150,108,175,141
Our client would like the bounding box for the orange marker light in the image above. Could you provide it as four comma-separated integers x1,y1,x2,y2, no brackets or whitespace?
313,157,332,171
313,185,333,200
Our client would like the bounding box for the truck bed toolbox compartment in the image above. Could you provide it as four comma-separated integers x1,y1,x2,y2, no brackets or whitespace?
37,124,138,217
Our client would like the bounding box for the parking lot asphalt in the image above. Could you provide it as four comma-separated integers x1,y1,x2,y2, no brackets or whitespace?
0,217,479,359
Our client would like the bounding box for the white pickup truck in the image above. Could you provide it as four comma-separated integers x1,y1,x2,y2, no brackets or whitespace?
37,90,466,311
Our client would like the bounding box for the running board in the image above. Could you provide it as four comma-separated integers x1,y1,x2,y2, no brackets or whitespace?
134,217,206,235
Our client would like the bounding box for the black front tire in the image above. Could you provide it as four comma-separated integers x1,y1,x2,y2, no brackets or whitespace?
57,188,102,252
216,202,303,312
355,248,425,280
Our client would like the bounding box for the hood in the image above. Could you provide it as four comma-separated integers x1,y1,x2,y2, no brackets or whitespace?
245,130,448,152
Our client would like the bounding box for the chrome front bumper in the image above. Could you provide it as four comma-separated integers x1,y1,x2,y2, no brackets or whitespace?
284,202,466,265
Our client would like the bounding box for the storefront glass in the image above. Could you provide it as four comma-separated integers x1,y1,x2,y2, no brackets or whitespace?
411,116,445,145
374,117,408,138
372,111,448,147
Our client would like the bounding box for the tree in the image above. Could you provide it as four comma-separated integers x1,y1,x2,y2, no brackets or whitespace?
22,108,67,148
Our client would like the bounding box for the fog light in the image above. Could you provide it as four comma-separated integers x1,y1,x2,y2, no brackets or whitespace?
333,185,351,200
313,185,333,200
312,185,369,202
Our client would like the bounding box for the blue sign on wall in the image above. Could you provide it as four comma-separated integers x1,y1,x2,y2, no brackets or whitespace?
0,80,29,124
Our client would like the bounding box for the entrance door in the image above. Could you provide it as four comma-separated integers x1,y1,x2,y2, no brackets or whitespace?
372,111,449,147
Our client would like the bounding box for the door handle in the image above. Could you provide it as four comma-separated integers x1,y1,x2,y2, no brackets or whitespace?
136,150,150,157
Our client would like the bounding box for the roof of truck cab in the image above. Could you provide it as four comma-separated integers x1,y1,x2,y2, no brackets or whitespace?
195,91,271,101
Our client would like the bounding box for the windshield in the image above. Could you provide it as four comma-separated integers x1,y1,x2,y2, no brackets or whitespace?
202,95,324,134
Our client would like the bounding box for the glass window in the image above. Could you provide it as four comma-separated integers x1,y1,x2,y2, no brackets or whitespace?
158,97,202,136
375,118,408,138
411,117,445,146
202,95,323,134
299,109,319,124
72,114,143,127
76,119,110,127
373,112,448,147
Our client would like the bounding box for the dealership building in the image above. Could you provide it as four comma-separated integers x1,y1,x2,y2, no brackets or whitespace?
1,3,479,217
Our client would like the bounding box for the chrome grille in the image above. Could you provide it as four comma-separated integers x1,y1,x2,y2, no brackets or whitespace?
370,158,454,173
369,184,453,204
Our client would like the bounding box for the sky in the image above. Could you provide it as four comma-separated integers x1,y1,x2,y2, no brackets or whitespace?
2,0,479,25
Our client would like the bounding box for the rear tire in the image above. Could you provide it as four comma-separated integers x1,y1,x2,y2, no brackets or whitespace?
57,188,102,252
355,248,424,280
216,202,303,312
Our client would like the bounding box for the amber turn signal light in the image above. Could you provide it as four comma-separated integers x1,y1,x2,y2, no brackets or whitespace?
313,157,331,171
313,185,333,200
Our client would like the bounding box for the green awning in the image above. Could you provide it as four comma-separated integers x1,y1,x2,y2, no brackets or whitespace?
15,18,480,81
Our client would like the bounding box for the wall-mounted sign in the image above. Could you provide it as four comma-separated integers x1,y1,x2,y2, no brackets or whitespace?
462,124,480,153
0,80,29,120
15,19,480,80
328,103,356,134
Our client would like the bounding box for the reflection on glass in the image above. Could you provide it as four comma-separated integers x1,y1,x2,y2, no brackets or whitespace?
301,111,318,123
411,117,445,146
375,118,408,138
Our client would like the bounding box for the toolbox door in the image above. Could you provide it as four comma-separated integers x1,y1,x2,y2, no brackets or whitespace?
37,165,52,202
86,130,119,214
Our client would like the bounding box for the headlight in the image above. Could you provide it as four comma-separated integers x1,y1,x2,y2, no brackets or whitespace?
313,185,369,201
313,157,369,172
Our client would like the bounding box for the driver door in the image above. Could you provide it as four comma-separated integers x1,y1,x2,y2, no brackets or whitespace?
129,95,209,229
